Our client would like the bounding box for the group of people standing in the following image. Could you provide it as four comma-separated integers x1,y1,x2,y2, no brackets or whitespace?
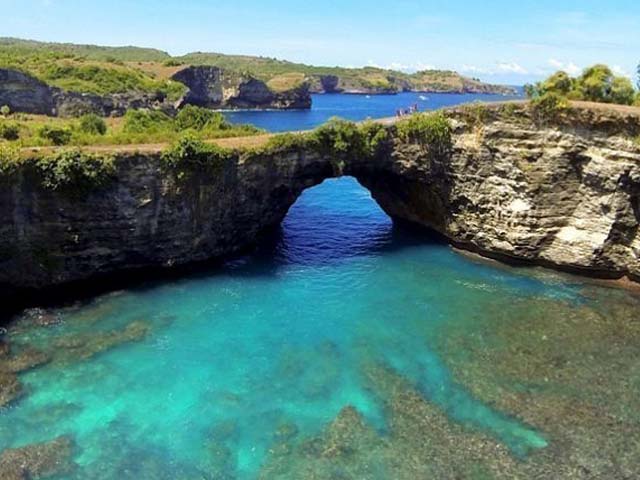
395,104,419,117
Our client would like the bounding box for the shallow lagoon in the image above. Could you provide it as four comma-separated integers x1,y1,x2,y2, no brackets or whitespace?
1,177,639,479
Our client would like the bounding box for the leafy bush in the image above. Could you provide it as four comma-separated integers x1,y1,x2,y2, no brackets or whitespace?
395,112,452,155
0,105,10,117
78,114,107,135
34,150,116,196
609,77,636,105
38,125,72,146
260,133,310,153
123,109,173,134
311,118,366,161
175,105,229,131
161,133,234,180
527,64,636,106
0,143,21,178
530,92,569,123
0,122,20,141
359,120,390,157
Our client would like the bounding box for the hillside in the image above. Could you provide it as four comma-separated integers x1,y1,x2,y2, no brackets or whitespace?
0,38,515,97
177,52,514,94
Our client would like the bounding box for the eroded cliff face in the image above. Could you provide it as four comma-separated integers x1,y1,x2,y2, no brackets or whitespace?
0,103,638,301
0,68,173,117
172,66,311,110
356,105,640,280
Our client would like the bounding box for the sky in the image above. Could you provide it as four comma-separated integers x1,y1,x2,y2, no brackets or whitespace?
1,0,639,85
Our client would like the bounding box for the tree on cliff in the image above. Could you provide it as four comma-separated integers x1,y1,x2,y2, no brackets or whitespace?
526,64,635,106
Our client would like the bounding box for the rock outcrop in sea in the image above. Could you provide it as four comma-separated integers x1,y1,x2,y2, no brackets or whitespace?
0,102,638,304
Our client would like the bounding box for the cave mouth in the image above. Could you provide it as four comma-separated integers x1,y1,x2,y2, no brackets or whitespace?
274,176,394,266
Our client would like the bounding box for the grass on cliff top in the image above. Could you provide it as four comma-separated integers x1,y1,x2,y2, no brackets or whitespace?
0,106,263,148
1,112,453,197
0,38,185,98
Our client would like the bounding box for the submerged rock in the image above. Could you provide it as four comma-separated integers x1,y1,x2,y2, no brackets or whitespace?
52,320,151,362
0,370,22,408
0,435,75,479
1,348,51,374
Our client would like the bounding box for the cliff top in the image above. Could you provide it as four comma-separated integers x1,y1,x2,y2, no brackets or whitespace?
9,101,640,158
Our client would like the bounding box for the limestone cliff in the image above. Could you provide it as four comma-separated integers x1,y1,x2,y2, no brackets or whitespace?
0,103,638,303
0,65,310,117
172,66,311,110
0,68,173,117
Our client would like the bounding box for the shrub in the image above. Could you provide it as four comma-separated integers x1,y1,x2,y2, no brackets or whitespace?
260,133,309,153
163,59,184,67
123,109,173,134
78,114,107,135
359,120,390,157
161,133,234,180
311,118,366,161
38,125,72,146
541,71,573,96
0,143,21,178
175,105,229,131
0,122,20,141
34,150,116,196
609,77,636,105
530,92,569,123
526,64,637,106
395,112,452,155
0,105,10,117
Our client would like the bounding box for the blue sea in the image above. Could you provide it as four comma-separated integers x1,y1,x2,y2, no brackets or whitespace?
224,91,522,132
1,93,639,479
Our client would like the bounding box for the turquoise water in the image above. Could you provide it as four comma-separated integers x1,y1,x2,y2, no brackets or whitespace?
2,176,614,478
224,91,522,131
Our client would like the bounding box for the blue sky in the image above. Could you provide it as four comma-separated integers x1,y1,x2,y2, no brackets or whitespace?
2,0,639,85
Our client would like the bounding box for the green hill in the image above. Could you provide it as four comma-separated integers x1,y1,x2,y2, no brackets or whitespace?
0,38,514,98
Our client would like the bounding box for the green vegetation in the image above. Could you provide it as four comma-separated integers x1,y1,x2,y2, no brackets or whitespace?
0,38,185,99
0,145,115,197
38,125,72,146
529,92,569,123
35,150,116,196
174,105,229,131
0,106,263,147
0,38,509,100
1,112,452,196
526,64,637,106
161,133,234,181
0,121,19,140
395,112,452,155
78,114,107,135
0,105,10,117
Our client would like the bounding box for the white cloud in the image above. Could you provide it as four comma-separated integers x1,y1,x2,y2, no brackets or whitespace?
460,62,529,76
548,59,581,76
496,62,529,74
366,60,437,73
460,64,489,74
612,65,632,78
